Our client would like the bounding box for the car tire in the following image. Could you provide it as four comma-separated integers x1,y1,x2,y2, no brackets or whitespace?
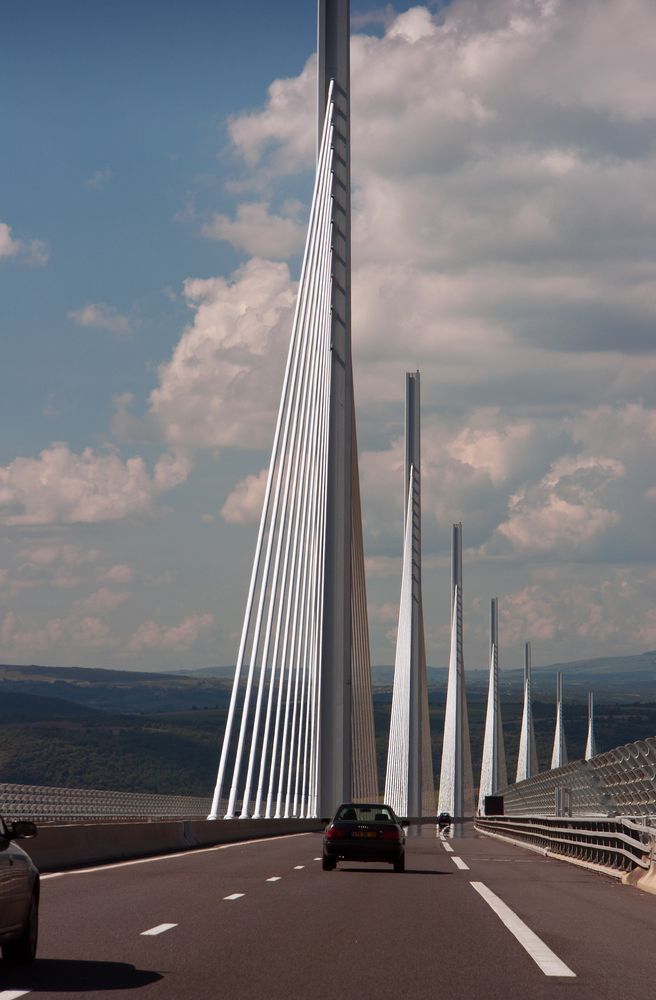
322,855,336,871
393,855,405,873
2,890,38,965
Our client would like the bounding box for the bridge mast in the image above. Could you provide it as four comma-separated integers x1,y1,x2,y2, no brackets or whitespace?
478,597,507,812
384,372,434,818
585,690,597,760
550,672,568,769
516,641,538,782
438,524,474,819
318,0,353,816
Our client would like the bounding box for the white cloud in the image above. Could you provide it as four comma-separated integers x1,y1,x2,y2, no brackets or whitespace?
221,468,268,525
202,202,305,259
0,612,114,651
0,221,48,265
149,258,295,451
18,543,101,568
76,587,130,613
128,613,214,651
85,168,112,189
497,455,624,553
69,303,131,334
0,442,189,526
0,223,22,259
99,564,135,584
51,575,82,590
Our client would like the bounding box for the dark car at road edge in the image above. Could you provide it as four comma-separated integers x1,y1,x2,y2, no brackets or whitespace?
0,815,39,964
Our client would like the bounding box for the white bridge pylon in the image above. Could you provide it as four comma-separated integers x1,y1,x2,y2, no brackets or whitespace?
208,0,378,820
438,524,475,819
384,372,435,818
515,641,539,782
477,597,507,812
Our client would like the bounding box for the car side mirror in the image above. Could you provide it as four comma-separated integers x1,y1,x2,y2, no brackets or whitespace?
9,821,37,841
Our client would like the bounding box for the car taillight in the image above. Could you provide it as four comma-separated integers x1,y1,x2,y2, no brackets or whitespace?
381,827,401,841
326,824,349,839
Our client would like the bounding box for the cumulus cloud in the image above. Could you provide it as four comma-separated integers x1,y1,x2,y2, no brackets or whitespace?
99,564,134,584
0,442,189,525
202,202,305,259
69,303,131,334
17,543,101,569
1,612,114,651
128,613,214,651
221,468,268,525
149,258,295,451
85,168,112,189
0,223,22,259
496,455,624,554
224,1,656,408
0,221,48,265
76,587,130,613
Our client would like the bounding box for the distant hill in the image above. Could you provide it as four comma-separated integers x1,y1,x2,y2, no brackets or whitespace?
3,650,656,712
0,691,103,724
0,663,232,715
373,650,656,702
1,656,655,796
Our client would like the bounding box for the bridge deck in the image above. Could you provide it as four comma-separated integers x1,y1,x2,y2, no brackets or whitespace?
2,825,654,999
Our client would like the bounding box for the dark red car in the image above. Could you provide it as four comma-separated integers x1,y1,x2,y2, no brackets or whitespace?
322,802,407,872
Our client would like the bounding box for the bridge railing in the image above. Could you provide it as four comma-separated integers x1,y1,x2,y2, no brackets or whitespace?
475,814,656,874
0,782,213,822
496,735,656,817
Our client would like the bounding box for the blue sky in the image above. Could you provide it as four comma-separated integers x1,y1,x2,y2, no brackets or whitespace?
3,0,656,671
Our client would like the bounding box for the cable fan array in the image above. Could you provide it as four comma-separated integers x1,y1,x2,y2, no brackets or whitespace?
208,85,336,820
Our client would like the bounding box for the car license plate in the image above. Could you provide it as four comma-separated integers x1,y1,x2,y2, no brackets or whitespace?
352,830,376,838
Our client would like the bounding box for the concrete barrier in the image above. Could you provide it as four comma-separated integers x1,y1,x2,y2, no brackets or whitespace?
26,818,324,872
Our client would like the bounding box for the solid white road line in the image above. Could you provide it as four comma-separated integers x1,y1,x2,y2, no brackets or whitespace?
442,842,454,853
451,856,470,870
470,882,576,977
293,865,305,869
313,857,321,861
266,876,282,882
0,991,31,999
223,893,245,901
41,832,313,880
141,923,177,936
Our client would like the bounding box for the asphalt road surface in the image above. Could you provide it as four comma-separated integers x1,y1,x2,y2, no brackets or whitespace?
1,825,655,999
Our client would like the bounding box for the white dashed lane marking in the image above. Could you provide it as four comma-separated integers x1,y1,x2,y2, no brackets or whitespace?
470,882,576,978
0,991,32,999
442,842,454,853
313,857,322,861
141,923,177,936
293,865,305,870
224,893,245,901
451,856,470,870
266,876,282,882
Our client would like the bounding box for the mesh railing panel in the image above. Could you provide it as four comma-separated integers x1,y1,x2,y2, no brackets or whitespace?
498,734,656,817
0,782,212,822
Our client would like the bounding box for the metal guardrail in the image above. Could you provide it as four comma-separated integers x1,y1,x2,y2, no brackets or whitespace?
0,782,213,822
476,814,656,873
497,735,656,817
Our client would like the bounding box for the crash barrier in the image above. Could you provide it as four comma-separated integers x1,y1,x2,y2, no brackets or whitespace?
20,817,324,872
0,782,213,822
496,735,656,817
475,814,655,876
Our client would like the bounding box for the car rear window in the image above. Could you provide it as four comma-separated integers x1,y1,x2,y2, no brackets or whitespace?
337,805,395,823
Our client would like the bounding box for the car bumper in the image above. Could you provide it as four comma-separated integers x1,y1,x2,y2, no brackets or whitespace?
323,839,404,863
